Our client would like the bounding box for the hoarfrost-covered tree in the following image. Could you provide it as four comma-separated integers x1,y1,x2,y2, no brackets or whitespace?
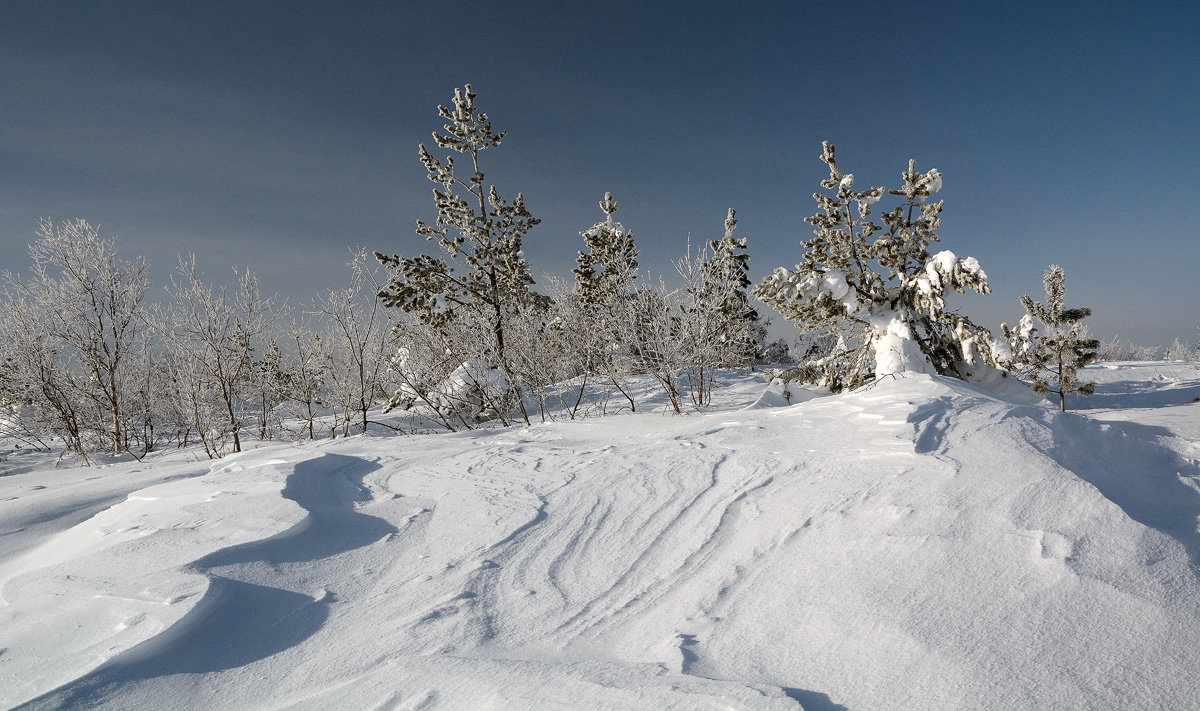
159,257,276,454
755,142,996,391
613,280,690,413
251,338,287,440
317,249,393,436
675,240,735,407
280,317,330,441
0,296,87,456
375,84,547,425
1003,265,1098,411
0,219,150,456
524,276,621,418
699,208,761,367
574,192,639,323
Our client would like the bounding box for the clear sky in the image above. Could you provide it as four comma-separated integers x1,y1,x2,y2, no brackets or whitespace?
2,1,1197,346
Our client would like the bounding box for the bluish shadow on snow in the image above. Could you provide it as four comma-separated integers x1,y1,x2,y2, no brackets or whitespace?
1047,414,1200,567
779,687,850,711
907,390,1200,569
1070,380,1200,410
198,453,395,567
18,454,396,710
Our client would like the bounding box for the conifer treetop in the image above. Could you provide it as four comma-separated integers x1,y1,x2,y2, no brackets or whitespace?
432,84,505,155
600,191,618,218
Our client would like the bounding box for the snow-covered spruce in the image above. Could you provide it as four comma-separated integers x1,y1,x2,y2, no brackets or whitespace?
754,142,1000,391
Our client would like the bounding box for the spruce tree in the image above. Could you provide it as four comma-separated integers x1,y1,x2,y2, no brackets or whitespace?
375,85,546,424
755,142,995,391
1003,265,1099,411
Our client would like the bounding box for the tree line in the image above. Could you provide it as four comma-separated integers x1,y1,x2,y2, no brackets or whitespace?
5,84,1168,462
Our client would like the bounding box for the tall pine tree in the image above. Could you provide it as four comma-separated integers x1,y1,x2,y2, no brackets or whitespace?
701,208,760,366
375,85,546,424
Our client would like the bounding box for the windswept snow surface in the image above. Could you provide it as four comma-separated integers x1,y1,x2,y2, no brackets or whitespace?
2,365,1199,710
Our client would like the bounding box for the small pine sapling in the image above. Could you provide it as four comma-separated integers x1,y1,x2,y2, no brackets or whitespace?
1003,265,1099,411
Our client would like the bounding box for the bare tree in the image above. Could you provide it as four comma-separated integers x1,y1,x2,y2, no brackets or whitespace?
316,250,392,436
2,219,150,455
158,256,276,454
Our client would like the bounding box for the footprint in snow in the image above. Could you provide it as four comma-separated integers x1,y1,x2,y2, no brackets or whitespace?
1039,531,1073,562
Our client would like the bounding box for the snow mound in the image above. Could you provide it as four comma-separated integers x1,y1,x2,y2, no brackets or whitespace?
3,368,1199,710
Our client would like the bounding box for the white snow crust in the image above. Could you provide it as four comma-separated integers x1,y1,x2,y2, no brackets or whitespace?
2,364,1199,710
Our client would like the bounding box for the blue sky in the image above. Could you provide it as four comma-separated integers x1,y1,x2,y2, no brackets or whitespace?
2,1,1196,346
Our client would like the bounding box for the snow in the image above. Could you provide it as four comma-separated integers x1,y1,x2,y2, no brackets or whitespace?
582,218,626,239
921,251,989,299
960,255,985,281
924,169,942,193
2,363,1199,710
758,267,859,316
389,358,510,421
930,249,958,276
871,312,935,378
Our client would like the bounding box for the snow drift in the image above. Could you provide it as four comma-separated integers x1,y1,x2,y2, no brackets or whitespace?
2,366,1199,710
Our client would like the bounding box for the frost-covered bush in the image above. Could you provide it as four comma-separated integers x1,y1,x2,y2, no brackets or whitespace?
754,143,997,391
1163,337,1200,363
1095,335,1161,362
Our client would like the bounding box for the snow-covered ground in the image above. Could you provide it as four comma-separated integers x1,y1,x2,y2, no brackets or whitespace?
2,363,1199,710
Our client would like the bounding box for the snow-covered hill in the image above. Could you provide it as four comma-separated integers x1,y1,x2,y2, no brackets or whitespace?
2,365,1199,710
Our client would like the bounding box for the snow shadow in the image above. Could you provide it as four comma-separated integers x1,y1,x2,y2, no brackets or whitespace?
198,453,394,567
907,393,1200,568
779,687,850,711
19,454,395,710
1048,415,1200,567
1073,379,1200,410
